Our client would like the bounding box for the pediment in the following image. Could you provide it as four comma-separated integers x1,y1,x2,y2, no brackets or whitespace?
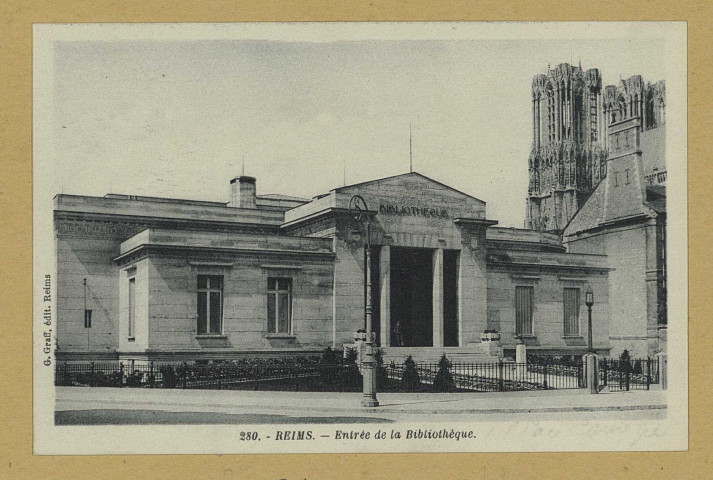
333,172,486,219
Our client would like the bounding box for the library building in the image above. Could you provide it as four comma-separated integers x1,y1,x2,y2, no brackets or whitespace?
54,171,611,363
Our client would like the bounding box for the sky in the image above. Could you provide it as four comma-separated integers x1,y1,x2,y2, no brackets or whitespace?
50,25,667,227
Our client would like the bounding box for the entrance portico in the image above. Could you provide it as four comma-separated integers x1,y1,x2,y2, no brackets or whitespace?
283,172,495,356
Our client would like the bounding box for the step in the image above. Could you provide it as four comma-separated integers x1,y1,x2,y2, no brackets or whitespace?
379,347,501,364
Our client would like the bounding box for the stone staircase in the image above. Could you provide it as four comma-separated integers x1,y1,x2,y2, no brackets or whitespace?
379,346,502,364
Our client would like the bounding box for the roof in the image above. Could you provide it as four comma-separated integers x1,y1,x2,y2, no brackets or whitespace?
332,171,486,205
257,193,310,202
562,180,606,235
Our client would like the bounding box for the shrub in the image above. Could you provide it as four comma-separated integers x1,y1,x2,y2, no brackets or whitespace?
126,370,144,387
633,359,643,375
160,365,178,388
344,347,358,365
433,354,456,392
321,347,340,365
374,348,389,389
401,355,421,391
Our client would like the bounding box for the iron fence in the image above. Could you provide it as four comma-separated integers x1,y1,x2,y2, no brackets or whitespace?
55,359,584,393
55,361,364,392
599,358,660,391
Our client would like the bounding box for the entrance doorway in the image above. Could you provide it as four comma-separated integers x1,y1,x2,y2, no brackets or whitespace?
390,247,433,347
443,250,460,347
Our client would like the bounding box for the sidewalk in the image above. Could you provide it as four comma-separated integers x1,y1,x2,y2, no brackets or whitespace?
56,387,666,418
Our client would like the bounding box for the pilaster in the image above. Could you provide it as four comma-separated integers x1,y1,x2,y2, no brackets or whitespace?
432,247,444,348
379,245,391,347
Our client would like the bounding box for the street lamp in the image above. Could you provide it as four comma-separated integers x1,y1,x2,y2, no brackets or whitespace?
585,286,594,353
349,195,379,407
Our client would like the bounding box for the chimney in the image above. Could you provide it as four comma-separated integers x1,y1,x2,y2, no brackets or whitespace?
229,176,256,209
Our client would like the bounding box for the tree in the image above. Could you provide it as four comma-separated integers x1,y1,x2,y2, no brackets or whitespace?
433,354,456,392
401,355,421,392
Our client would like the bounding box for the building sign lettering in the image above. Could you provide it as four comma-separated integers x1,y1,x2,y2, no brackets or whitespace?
379,204,448,218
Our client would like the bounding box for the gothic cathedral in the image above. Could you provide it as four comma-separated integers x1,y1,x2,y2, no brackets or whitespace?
525,63,666,233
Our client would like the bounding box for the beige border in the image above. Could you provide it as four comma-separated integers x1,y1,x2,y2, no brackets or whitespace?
2,2,709,479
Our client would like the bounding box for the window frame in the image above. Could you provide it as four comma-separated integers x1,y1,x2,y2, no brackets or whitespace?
563,287,581,337
515,285,535,337
127,277,136,339
267,277,293,335
197,274,224,336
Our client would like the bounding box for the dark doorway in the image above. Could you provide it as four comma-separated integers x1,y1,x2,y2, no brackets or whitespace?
443,250,460,347
390,247,433,347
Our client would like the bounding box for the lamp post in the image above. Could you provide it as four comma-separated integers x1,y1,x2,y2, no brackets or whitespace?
586,286,594,353
349,195,379,407
584,285,598,394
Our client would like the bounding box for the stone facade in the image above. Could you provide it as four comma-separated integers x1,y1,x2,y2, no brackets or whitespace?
55,172,612,362
560,73,667,357
486,228,610,356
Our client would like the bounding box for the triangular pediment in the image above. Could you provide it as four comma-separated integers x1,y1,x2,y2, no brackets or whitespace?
334,172,485,215
284,172,488,227
336,172,483,202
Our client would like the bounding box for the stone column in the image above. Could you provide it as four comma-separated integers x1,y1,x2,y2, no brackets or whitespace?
432,248,444,348
532,98,536,146
379,245,391,348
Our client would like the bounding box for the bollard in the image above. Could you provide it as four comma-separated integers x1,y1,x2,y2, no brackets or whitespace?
515,343,527,365
657,353,667,390
583,353,598,394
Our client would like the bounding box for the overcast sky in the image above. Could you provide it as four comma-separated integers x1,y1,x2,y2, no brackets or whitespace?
50,25,667,227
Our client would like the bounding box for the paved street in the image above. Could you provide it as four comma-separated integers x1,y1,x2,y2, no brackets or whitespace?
55,387,666,425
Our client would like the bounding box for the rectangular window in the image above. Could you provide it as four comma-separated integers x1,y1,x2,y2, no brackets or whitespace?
267,278,292,334
197,275,223,335
515,286,534,336
128,278,136,338
563,288,580,336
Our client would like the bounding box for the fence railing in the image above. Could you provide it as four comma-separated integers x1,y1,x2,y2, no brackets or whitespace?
599,358,660,391
55,359,584,393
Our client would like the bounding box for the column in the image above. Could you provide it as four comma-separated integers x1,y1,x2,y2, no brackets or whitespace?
432,248,444,348
555,84,562,142
536,97,542,148
379,246,391,348
532,97,537,147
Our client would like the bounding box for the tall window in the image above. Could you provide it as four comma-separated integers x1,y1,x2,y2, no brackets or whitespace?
657,219,667,325
515,286,534,336
590,92,598,142
128,278,136,338
267,278,292,334
563,288,580,336
197,275,223,335
547,87,555,143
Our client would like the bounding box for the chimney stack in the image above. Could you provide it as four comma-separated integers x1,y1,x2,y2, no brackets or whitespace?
229,176,256,209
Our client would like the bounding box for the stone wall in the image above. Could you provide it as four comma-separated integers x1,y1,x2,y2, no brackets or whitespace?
486,267,610,355
565,222,653,358
133,253,334,353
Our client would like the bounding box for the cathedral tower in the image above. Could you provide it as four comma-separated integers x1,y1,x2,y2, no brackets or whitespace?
525,63,608,232
526,64,667,233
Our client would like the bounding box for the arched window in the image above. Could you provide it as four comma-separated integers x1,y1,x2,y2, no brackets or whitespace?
617,94,627,122
646,90,656,129
546,85,555,143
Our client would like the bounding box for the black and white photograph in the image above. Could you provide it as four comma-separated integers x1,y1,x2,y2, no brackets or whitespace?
32,22,687,455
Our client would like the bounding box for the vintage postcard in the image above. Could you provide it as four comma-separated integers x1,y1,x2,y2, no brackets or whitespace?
33,22,687,455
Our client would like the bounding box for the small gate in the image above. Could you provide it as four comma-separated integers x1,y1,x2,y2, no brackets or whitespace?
599,358,659,391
